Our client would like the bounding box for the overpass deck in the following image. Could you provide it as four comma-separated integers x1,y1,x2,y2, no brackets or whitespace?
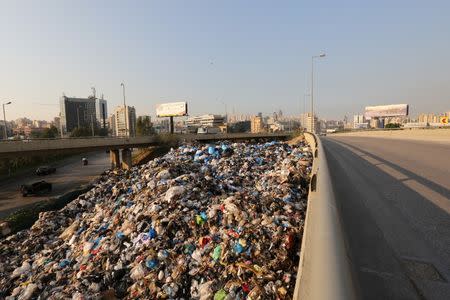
0,132,291,159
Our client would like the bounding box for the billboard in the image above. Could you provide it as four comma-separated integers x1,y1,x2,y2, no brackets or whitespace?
364,104,409,118
156,102,188,117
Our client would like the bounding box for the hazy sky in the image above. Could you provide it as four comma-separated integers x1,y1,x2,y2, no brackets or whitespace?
1,0,449,121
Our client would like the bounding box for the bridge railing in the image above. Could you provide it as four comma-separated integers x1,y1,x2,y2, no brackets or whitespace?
0,132,293,159
0,132,292,143
0,136,131,142
293,132,357,300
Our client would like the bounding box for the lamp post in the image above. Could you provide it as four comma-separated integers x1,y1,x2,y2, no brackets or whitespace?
77,106,80,128
219,99,227,123
2,101,12,140
121,83,128,137
302,93,310,131
311,53,326,133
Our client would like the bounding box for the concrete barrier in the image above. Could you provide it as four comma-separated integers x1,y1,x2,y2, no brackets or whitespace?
293,133,357,300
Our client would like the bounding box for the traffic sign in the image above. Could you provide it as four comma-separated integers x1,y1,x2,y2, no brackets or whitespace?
440,116,449,124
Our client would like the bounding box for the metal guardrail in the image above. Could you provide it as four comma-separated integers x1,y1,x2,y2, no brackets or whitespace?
293,133,357,300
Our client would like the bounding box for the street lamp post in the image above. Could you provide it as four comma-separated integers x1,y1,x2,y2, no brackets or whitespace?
311,53,326,133
219,99,227,123
2,101,12,140
77,106,80,128
121,83,128,137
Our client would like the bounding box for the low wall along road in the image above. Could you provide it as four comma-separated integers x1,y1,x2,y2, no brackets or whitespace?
293,133,357,300
331,128,450,144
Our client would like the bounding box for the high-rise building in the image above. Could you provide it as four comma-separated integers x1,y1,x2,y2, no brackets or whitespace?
251,115,265,133
95,97,108,129
418,113,438,124
300,113,318,133
60,95,108,134
113,105,136,137
353,115,368,129
60,96,97,133
108,114,116,136
353,115,365,124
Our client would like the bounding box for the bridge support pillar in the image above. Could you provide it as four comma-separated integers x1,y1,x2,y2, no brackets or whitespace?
121,148,132,170
110,149,120,168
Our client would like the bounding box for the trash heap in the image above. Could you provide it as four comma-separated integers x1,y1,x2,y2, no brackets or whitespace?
0,139,312,300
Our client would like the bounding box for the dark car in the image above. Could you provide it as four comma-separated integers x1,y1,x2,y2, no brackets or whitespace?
20,181,52,197
36,166,56,176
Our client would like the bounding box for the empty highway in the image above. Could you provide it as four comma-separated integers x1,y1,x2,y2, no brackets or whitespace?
324,136,450,299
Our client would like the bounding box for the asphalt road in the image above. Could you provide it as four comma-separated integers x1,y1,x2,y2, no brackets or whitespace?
0,151,110,219
323,136,450,300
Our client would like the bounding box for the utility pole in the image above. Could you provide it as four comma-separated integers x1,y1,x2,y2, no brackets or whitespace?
91,115,95,136
2,101,12,140
77,107,80,128
219,99,227,123
121,83,128,136
311,53,326,133
101,94,106,129
59,112,64,138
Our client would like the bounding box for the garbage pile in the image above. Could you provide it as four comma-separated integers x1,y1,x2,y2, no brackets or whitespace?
0,139,312,300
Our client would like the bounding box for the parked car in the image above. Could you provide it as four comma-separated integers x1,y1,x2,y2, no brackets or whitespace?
20,181,52,197
36,166,56,176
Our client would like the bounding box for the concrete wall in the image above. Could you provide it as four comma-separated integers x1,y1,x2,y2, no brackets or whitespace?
293,133,357,300
331,128,450,144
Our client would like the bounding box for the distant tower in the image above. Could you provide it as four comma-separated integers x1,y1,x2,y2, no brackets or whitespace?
91,87,96,99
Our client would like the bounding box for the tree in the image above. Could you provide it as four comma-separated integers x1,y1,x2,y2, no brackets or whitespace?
96,127,108,136
136,116,153,136
70,127,92,137
30,125,59,139
41,125,59,138
70,125,109,137
385,123,401,129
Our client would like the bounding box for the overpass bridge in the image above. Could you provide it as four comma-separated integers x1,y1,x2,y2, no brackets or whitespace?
2,129,448,299
0,132,291,169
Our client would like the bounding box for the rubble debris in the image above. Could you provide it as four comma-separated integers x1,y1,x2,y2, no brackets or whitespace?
0,139,312,299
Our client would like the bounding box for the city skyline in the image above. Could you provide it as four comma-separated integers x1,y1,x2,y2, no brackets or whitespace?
1,1,450,121
6,107,450,125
